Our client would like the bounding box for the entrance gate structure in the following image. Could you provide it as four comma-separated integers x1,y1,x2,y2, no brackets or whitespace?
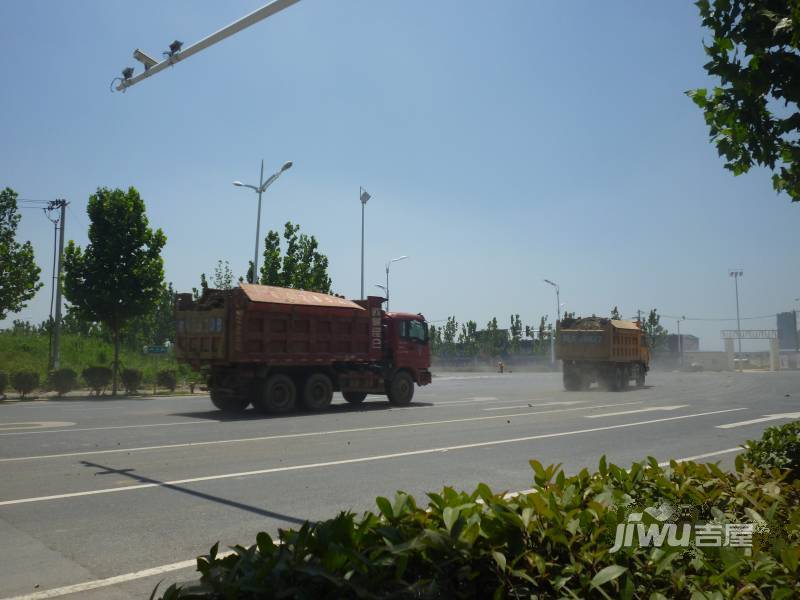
721,330,779,371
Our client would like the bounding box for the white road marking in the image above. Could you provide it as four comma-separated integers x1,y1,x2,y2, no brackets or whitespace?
0,407,745,507
0,443,747,600
584,405,689,419
0,401,641,463
432,397,499,405
0,422,74,432
0,420,204,437
657,447,741,466
715,412,800,429
483,401,586,411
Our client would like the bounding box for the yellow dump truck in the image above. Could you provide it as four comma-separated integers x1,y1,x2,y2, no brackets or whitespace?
555,316,649,391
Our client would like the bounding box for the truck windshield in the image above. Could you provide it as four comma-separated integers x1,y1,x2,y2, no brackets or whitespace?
403,319,428,343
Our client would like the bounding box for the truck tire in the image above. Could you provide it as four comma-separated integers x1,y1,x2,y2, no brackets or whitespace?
387,371,414,406
635,365,646,387
343,391,367,404
563,371,582,391
210,388,250,413
301,373,333,411
252,374,296,414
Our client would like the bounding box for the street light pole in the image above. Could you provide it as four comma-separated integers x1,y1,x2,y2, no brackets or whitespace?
543,279,560,367
729,270,743,355
384,256,408,311
233,160,292,283
677,315,686,369
360,188,371,299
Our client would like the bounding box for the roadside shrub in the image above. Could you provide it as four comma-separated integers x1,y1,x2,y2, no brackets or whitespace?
11,371,39,399
49,368,77,397
156,452,800,599
743,420,800,481
0,371,7,398
156,369,177,392
121,368,143,395
82,366,112,396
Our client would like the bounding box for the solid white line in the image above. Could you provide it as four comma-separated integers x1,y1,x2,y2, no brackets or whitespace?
0,401,641,463
0,553,231,600
584,405,689,419
657,447,741,466
483,401,585,411
0,422,75,432
0,444,746,600
0,407,746,507
0,420,204,437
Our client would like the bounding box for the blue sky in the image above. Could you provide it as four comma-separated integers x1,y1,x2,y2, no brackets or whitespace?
1,1,797,350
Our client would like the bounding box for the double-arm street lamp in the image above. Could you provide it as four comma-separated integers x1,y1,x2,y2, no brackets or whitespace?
233,160,292,283
543,279,561,366
376,256,408,311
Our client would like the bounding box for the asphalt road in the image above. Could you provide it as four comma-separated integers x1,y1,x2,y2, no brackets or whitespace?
1,370,798,599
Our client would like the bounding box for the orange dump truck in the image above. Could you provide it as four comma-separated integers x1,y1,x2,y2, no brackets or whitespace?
555,316,649,391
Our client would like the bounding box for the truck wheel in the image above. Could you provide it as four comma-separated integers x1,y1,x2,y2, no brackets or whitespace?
563,372,581,391
635,365,646,387
387,371,414,406
301,373,333,411
210,388,250,413
253,374,296,414
343,391,367,404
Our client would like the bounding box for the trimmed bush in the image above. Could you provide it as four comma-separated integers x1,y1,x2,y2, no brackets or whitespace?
156,370,177,392
0,371,7,398
743,420,800,481
11,371,39,398
121,368,143,395
82,366,112,396
49,368,78,397
156,444,800,599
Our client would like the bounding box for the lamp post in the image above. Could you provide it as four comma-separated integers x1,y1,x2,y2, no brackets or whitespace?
233,159,292,283
543,279,560,366
360,187,371,299
677,315,686,369
380,256,408,311
729,270,743,355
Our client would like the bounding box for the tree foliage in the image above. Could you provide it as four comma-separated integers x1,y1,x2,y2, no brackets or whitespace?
642,308,669,351
610,306,622,320
688,0,800,201
0,188,42,320
258,222,332,293
63,187,166,394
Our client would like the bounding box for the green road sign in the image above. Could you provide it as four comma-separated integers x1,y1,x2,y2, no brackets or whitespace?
144,345,168,355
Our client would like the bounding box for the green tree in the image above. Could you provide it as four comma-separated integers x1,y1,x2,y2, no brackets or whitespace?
643,308,669,351
258,222,332,293
63,187,166,395
428,324,443,356
0,188,42,320
124,282,177,349
458,320,478,357
211,260,235,289
442,316,459,356
509,314,522,354
688,0,800,201
610,306,621,320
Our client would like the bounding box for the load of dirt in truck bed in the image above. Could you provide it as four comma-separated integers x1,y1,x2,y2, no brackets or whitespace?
560,316,609,330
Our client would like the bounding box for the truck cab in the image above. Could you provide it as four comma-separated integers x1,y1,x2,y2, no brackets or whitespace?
384,312,432,386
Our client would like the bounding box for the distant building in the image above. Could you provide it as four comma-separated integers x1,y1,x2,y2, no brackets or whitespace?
777,311,799,351
663,334,699,353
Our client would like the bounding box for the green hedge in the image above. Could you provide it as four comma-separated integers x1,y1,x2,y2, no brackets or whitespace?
743,420,800,482
49,368,78,396
0,371,7,397
11,371,39,398
156,426,800,599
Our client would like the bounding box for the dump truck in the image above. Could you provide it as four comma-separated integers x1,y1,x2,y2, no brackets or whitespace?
555,316,649,391
174,283,432,413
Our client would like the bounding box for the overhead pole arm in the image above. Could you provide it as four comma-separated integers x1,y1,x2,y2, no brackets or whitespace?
116,0,301,91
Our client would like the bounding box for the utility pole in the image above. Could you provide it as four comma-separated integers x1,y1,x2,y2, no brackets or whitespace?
729,270,743,355
51,200,67,369
360,188,371,299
